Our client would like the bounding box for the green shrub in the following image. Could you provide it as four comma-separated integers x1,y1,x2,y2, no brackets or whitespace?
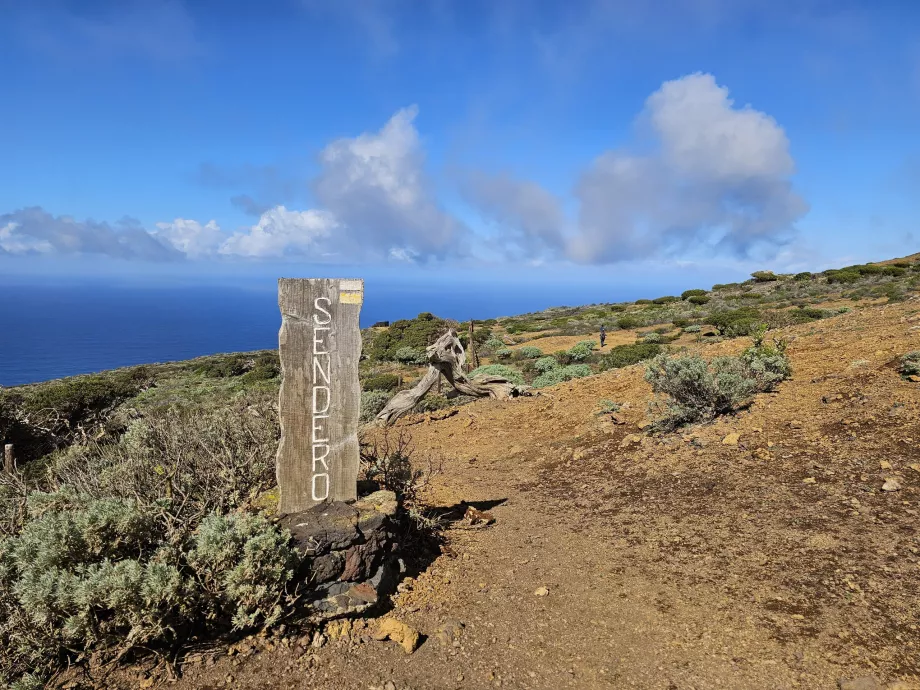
615,315,642,330
712,283,739,291
469,364,524,385
709,308,763,337
681,289,707,300
531,364,591,388
652,296,679,305
883,266,906,277
362,373,400,391
365,313,447,361
394,346,427,365
672,317,691,329
687,295,710,305
683,325,702,333
794,272,813,281
566,341,595,362
0,490,297,685
484,337,506,351
642,332,662,344
825,270,861,284
634,299,652,305
360,390,392,422
186,512,297,629
899,352,920,378
751,271,779,282
644,335,790,428
494,348,513,360
598,343,662,371
534,356,559,373
516,346,543,359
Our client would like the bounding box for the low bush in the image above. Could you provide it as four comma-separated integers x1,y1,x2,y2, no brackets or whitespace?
598,343,662,371
642,332,663,344
688,295,710,305
361,390,392,422
0,490,297,684
516,346,543,359
681,289,707,300
825,270,861,284
615,315,642,330
672,317,691,329
652,296,679,305
364,312,447,361
794,272,813,281
484,337,506,351
394,346,427,365
712,282,740,291
683,325,702,333
644,333,791,429
534,356,559,373
362,373,400,391
494,348,513,360
469,364,525,385
751,271,779,282
709,307,763,337
634,299,652,305
899,351,920,378
531,364,591,389
565,341,595,362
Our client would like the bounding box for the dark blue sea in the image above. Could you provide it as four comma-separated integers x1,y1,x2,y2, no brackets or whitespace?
0,280,670,386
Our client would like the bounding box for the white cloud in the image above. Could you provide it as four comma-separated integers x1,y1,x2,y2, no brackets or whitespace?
464,73,807,264
311,105,468,260
154,218,224,258
220,206,337,258
0,207,180,260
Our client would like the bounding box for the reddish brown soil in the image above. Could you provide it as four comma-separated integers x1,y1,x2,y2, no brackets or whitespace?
119,302,920,689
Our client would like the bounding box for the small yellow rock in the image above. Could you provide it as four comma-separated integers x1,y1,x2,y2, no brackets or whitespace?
534,586,550,597
373,618,421,654
880,460,892,470
803,477,817,484
721,433,741,446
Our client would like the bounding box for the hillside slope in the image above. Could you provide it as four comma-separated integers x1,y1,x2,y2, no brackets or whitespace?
162,300,920,690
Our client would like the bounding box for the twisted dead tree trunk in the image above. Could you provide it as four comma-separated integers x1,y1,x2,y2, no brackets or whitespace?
375,329,528,425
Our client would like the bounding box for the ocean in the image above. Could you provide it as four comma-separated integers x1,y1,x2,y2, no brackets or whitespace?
0,280,643,386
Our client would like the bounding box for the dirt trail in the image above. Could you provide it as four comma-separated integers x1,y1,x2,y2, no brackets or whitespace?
167,302,919,690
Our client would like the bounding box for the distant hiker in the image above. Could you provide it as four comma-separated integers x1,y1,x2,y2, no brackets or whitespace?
599,325,607,348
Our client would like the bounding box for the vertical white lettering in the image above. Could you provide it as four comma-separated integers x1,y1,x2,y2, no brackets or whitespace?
312,473,329,502
312,385,330,415
312,443,330,471
313,297,332,325
312,414,329,443
313,327,330,355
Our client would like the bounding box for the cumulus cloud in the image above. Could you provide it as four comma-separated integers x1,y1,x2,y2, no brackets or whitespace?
0,207,180,260
464,73,808,264
153,218,224,258
220,207,338,258
213,106,467,260
460,172,566,260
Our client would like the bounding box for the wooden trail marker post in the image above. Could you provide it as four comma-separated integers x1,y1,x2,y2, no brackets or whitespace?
3,444,13,474
276,278,364,513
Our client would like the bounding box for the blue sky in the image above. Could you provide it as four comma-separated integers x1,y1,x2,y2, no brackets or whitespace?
1,0,918,290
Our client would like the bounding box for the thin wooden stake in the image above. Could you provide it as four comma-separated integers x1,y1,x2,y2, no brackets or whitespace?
4,444,14,474
468,319,480,371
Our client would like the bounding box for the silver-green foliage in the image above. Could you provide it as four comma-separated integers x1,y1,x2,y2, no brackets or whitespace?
517,346,543,359
0,490,297,684
361,389,392,422
900,351,920,377
469,364,524,385
494,348,513,360
532,364,592,389
394,346,427,365
566,341,595,361
534,356,559,373
645,338,791,428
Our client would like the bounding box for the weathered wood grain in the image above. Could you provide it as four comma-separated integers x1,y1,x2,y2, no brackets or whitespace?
277,278,363,513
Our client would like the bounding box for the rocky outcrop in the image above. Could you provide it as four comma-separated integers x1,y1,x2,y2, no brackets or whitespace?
278,490,400,620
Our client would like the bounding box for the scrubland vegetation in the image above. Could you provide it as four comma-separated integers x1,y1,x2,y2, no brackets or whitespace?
1,255,919,686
